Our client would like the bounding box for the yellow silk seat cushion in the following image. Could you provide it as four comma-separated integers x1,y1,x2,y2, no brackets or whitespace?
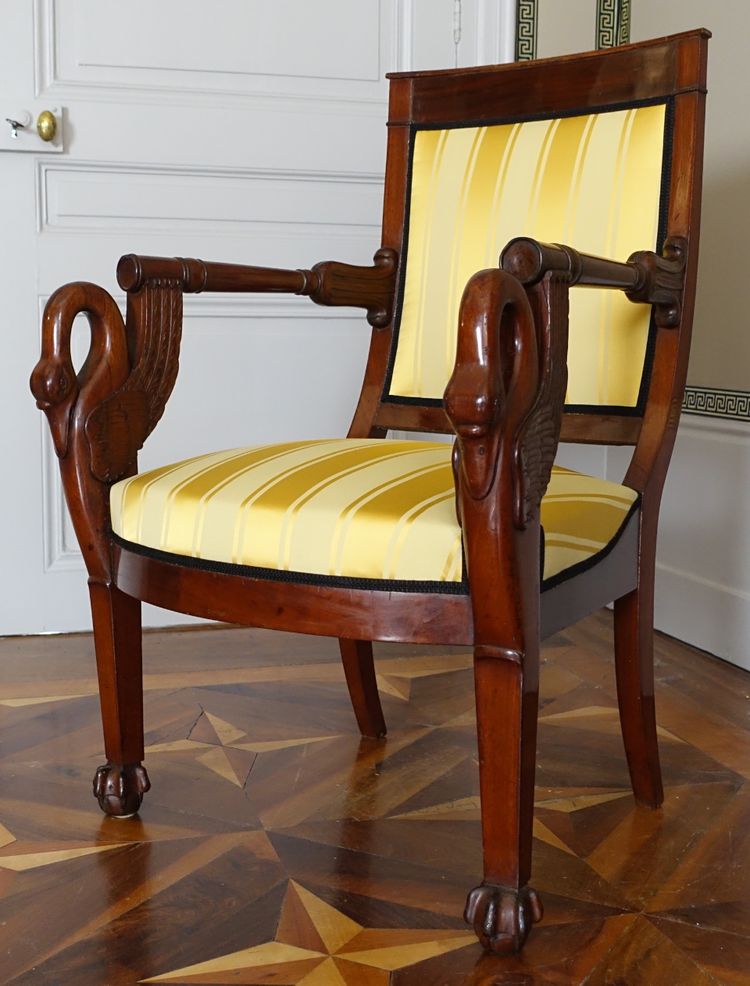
110,439,639,589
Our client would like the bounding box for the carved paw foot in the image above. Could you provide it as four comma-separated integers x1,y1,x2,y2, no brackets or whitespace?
464,882,543,954
93,762,150,817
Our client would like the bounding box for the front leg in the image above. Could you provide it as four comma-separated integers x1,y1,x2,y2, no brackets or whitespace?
89,583,149,817
445,269,569,952
465,647,542,954
31,282,175,819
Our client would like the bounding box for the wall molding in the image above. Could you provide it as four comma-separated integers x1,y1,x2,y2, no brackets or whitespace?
477,0,516,65
38,159,385,185
394,0,414,71
41,424,81,573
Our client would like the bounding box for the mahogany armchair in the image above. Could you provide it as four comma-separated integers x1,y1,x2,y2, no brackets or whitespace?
31,32,708,954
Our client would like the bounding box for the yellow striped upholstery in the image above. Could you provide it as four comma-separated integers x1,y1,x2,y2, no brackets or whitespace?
390,104,667,407
111,440,638,587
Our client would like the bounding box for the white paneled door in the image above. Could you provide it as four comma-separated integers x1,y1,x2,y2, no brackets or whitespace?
1,0,512,634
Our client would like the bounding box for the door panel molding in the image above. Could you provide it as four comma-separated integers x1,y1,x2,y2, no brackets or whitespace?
34,0,398,107
38,161,384,238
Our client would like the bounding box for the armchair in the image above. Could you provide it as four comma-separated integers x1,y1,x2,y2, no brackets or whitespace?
31,31,708,955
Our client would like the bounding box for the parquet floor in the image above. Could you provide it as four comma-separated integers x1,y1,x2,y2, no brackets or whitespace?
1,612,749,985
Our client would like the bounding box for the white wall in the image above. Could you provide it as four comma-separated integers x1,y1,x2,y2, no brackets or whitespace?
534,2,750,670
2,0,515,635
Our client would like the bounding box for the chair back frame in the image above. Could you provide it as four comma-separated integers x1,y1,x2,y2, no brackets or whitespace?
349,30,709,502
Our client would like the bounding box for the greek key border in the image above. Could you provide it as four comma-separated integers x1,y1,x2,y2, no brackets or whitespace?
596,0,631,50
683,387,750,422
515,0,632,61
515,0,537,61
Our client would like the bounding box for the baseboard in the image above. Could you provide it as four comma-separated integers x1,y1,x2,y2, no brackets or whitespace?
653,561,750,672
655,414,750,669
606,413,750,671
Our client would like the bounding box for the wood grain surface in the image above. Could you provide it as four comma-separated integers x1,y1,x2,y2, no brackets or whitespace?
1,611,747,984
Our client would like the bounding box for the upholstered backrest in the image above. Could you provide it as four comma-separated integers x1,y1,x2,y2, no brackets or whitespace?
385,102,670,413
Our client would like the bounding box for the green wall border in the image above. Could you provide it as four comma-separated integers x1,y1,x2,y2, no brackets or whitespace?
515,0,538,61
683,387,750,423
596,0,631,49
515,0,631,62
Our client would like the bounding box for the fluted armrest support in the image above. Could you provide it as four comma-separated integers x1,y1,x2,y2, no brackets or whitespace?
501,236,687,328
117,246,398,328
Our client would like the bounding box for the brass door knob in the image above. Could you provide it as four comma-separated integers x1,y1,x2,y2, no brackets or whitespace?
36,110,57,142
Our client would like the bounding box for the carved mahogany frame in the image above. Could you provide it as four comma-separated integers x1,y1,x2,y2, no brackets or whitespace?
31,31,708,955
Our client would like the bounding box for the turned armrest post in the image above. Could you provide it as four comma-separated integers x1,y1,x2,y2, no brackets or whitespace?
625,237,687,328
117,254,308,295
116,247,398,328
501,236,687,329
306,247,398,327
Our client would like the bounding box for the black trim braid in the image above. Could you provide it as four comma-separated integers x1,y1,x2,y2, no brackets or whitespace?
112,532,470,596
112,495,640,598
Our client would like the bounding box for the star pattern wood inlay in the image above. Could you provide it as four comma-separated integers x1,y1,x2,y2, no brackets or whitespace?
1,617,750,984
142,881,474,983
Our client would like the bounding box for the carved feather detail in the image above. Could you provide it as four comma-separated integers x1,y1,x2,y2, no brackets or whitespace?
513,274,569,528
85,278,184,483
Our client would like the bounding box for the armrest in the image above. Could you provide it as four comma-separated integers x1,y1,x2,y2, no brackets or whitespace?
30,246,399,579
116,246,398,328
446,233,687,533
501,236,687,327
33,246,397,480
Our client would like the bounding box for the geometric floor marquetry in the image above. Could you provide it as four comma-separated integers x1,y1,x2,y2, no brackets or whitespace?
1,612,750,984
141,880,476,983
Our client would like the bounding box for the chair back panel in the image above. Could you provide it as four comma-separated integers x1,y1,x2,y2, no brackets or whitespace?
386,102,669,412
